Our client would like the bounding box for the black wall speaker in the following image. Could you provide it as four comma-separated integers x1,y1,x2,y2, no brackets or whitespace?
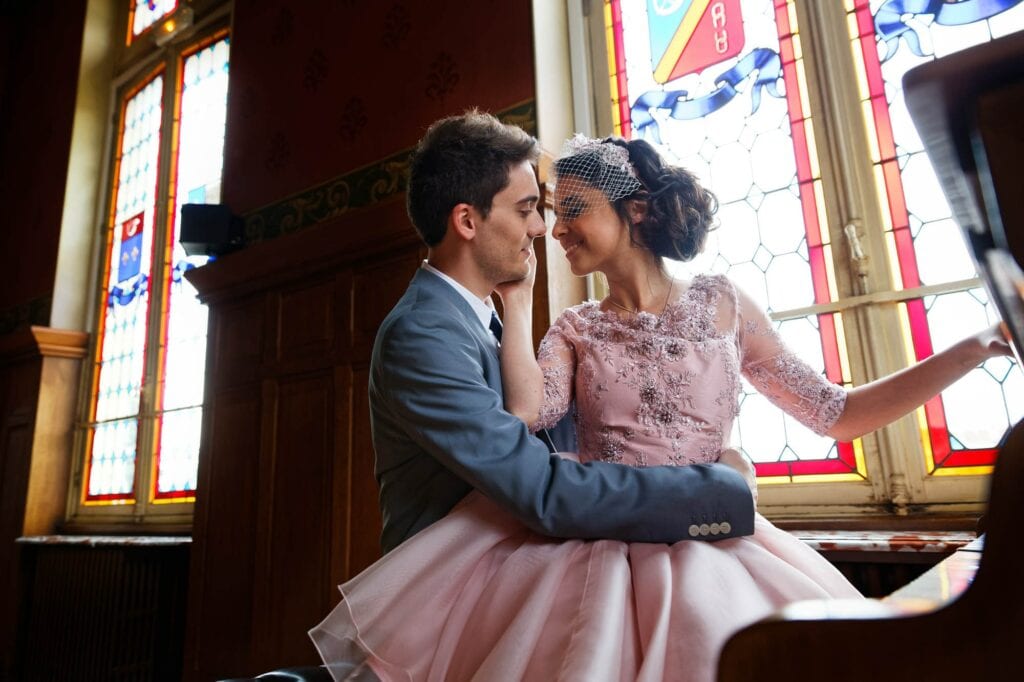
179,203,244,257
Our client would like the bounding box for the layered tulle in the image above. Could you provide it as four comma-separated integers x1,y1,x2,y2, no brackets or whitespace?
310,492,860,682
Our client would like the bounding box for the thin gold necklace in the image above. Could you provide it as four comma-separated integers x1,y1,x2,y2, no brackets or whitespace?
608,278,674,315
607,297,639,314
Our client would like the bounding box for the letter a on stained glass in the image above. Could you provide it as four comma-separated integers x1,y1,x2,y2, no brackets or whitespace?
118,212,145,283
648,0,745,83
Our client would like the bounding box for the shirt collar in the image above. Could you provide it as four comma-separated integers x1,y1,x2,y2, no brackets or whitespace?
421,261,496,332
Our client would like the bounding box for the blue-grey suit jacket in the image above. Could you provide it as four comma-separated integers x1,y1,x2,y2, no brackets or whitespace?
370,268,755,553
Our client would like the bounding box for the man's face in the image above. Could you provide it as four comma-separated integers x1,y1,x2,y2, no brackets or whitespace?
473,160,547,285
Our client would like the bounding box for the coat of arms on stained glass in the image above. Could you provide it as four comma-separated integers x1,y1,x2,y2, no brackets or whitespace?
648,0,745,83
118,212,145,283
632,0,783,142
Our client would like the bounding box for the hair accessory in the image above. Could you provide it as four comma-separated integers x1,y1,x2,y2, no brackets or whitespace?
553,135,644,219
561,134,634,173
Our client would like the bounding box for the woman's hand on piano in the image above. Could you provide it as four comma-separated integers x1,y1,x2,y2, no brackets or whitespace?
974,321,1014,361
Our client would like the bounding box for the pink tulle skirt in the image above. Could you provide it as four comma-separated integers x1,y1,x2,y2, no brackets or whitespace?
310,491,861,682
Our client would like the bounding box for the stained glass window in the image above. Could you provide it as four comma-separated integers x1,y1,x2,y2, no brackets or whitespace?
129,0,178,41
155,36,231,499
86,73,164,502
83,32,230,510
847,0,1024,475
607,0,863,482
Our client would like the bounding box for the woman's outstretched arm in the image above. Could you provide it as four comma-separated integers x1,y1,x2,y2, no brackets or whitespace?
826,323,1011,441
737,282,1013,442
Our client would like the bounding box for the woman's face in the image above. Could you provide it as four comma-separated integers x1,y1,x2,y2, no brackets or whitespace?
551,178,631,277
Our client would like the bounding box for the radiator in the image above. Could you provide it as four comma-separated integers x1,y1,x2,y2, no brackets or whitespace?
15,537,190,682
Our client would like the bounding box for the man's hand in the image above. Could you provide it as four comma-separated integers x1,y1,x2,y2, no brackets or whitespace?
719,448,757,507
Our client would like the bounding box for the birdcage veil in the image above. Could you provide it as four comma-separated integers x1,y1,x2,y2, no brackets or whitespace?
552,135,643,220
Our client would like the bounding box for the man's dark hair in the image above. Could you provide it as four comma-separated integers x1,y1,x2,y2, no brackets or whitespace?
406,110,539,246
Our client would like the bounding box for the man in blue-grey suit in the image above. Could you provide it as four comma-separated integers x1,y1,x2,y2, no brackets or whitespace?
371,111,756,554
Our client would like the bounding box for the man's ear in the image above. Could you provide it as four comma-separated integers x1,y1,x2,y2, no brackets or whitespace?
449,202,478,241
625,198,648,225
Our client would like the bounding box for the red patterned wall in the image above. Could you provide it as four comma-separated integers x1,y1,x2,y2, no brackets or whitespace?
222,0,536,215
0,0,535,328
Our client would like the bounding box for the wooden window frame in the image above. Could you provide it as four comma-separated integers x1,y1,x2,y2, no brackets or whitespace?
568,0,1018,524
65,0,231,533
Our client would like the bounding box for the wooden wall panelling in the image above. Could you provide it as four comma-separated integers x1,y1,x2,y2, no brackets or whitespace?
0,407,34,679
351,248,423,360
0,328,86,679
187,384,262,677
1,404,35,571
251,376,277,672
183,214,467,677
329,270,354,594
0,340,46,570
330,362,353,597
0,413,33,536
347,365,378,577
257,372,335,669
212,298,264,388
272,278,337,373
186,295,266,677
348,250,422,575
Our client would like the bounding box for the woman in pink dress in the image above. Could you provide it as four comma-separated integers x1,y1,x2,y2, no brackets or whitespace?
310,135,1010,682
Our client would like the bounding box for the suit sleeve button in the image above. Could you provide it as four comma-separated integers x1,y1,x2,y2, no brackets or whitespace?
710,523,721,535
720,522,732,534
688,524,700,537
699,523,710,536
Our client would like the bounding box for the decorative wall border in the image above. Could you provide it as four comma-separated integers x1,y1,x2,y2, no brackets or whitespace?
243,99,537,244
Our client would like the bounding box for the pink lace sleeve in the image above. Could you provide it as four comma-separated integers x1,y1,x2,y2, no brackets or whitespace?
531,313,577,432
737,287,846,435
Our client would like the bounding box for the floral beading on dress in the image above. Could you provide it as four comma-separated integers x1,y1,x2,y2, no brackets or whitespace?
533,274,846,466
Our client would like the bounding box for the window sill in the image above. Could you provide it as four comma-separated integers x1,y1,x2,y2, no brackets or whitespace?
789,529,975,559
773,512,980,533
16,534,191,547
58,515,193,536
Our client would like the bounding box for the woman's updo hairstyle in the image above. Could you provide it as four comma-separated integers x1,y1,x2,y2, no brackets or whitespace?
608,137,718,262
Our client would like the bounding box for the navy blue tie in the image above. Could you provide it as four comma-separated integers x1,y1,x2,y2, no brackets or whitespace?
489,311,503,343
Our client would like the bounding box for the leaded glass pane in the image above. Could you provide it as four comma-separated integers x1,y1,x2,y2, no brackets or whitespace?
86,74,164,502
88,419,139,499
608,0,859,480
851,1,1024,472
735,314,841,467
131,0,178,39
155,36,230,499
157,406,203,495
919,289,1024,471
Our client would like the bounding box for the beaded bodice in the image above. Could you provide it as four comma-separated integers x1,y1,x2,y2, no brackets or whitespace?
533,274,846,466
